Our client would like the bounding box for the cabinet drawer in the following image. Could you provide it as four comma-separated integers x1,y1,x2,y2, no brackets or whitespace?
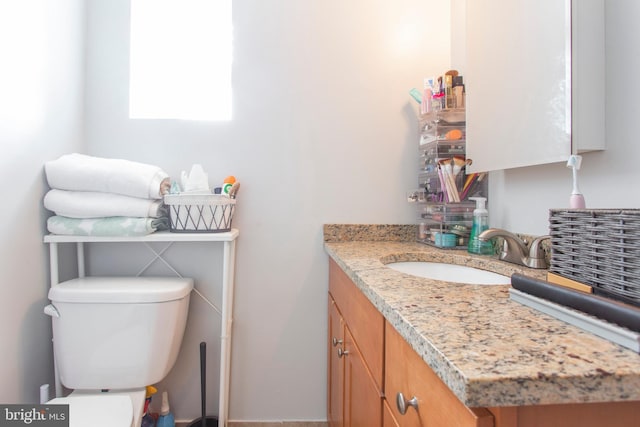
329,259,384,388
385,322,493,427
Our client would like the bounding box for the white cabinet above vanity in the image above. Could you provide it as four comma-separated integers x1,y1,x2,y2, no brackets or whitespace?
463,0,605,173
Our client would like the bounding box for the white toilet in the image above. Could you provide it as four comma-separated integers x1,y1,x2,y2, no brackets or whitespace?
44,276,194,427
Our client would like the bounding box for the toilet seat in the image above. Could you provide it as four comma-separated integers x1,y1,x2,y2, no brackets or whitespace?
49,393,133,427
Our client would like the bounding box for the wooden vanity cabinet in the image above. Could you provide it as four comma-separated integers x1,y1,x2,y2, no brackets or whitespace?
328,260,384,427
328,259,491,427
489,401,640,427
385,322,494,427
328,259,490,427
327,259,640,427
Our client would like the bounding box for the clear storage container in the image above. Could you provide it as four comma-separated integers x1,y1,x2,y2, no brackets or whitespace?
409,108,488,248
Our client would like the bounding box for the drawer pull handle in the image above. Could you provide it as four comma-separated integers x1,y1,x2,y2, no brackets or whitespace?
396,392,418,415
337,348,349,358
332,337,343,347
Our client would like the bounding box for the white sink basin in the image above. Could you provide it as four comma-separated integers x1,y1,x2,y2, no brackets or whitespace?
386,262,511,285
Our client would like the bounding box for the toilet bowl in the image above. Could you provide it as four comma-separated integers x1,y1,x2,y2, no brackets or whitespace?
45,276,193,427
48,388,145,427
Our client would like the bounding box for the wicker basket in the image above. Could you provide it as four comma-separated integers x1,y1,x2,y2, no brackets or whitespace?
164,194,236,233
549,209,640,305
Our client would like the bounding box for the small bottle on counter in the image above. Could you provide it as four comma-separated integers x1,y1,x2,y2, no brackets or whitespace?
156,391,175,427
467,197,494,255
421,77,434,115
453,75,465,109
444,74,454,109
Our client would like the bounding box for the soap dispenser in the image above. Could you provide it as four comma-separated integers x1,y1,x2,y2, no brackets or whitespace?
467,197,494,255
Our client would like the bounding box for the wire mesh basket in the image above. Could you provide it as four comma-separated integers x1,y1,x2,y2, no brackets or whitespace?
549,209,640,306
164,194,236,233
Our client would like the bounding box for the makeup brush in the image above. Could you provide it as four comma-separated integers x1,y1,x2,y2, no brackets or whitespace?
451,156,467,177
436,164,449,202
439,159,460,202
567,155,586,208
460,173,477,200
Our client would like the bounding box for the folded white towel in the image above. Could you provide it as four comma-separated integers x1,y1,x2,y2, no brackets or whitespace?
45,153,170,200
44,189,167,219
47,215,169,237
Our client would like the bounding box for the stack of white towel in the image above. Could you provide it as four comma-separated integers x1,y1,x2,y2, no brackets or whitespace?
44,153,171,237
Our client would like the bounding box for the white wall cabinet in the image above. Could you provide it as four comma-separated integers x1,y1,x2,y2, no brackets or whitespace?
464,0,604,173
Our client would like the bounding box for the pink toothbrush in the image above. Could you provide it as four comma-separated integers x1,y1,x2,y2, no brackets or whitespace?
567,155,586,208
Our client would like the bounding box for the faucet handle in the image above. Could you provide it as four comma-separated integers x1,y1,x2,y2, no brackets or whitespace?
527,235,550,269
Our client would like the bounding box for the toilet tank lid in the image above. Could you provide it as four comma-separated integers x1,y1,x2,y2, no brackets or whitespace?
48,277,194,303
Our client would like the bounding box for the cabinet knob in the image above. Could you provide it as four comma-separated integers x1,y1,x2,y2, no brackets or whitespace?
396,392,419,415
337,348,349,358
332,337,343,347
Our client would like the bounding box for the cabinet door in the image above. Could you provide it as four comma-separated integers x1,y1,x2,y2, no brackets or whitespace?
344,326,383,427
464,0,605,173
329,259,384,388
385,322,493,427
328,297,344,427
384,399,401,427
465,0,572,172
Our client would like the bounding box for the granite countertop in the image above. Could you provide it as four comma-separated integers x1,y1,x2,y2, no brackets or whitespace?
324,225,640,408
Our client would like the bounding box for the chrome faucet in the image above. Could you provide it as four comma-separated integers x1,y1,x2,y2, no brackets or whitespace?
478,228,550,269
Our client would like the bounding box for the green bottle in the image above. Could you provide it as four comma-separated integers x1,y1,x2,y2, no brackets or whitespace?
467,197,494,255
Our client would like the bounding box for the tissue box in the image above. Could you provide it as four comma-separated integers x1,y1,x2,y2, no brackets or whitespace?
164,194,236,233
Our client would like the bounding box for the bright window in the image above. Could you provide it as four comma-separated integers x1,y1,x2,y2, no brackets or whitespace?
129,0,232,121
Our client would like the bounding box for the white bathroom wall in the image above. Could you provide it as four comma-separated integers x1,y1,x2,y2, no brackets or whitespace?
83,0,451,422
0,0,85,403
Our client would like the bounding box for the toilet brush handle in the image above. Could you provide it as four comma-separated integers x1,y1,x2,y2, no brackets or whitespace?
200,342,206,427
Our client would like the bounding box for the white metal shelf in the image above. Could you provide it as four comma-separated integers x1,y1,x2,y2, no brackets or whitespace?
44,229,239,243
44,228,239,427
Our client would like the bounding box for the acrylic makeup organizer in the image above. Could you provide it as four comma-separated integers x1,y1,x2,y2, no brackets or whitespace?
408,108,488,248
44,229,239,427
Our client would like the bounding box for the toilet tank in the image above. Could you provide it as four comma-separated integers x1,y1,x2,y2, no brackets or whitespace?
47,277,193,390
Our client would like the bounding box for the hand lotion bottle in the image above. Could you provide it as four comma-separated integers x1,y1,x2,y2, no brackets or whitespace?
467,197,494,255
